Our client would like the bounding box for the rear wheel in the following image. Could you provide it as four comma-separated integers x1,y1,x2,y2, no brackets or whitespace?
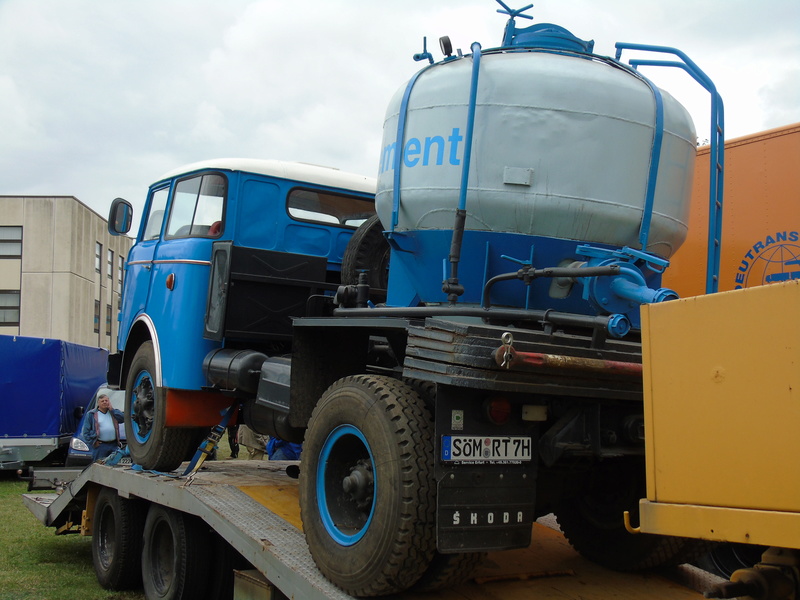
92,487,146,590
141,504,211,600
125,342,192,471
299,375,436,596
206,533,252,600
555,458,707,571
695,543,765,578
411,551,487,592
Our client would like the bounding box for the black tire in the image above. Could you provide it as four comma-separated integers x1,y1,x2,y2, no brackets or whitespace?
206,533,252,600
299,375,436,596
91,487,146,590
694,543,764,579
555,458,706,571
403,378,488,592
411,551,487,592
125,342,192,471
141,504,211,600
341,214,390,289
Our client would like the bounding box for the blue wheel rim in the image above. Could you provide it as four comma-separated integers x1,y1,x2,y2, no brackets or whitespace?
317,424,377,546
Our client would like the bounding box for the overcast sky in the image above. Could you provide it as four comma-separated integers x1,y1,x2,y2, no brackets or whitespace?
1,0,798,225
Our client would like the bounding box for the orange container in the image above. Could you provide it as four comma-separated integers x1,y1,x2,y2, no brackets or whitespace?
664,123,800,297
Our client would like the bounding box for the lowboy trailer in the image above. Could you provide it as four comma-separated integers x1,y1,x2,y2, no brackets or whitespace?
23,460,722,600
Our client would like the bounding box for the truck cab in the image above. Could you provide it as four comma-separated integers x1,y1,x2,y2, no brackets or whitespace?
108,159,376,470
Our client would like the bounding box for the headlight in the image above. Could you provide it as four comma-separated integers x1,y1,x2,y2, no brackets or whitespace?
70,437,90,452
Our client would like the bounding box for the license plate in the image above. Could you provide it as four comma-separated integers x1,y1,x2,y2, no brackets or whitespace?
441,436,532,462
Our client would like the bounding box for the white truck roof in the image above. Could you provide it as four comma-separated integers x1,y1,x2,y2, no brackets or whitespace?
156,158,376,195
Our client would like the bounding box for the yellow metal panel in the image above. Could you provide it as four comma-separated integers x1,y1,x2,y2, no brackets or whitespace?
641,281,800,513
238,483,303,531
638,501,800,549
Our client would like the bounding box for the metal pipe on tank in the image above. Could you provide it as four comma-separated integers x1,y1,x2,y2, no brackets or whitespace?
443,42,483,303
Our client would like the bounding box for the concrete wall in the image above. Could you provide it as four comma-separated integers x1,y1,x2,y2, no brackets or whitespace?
0,196,133,350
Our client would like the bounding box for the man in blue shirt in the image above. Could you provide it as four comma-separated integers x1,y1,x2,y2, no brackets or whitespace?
81,393,125,462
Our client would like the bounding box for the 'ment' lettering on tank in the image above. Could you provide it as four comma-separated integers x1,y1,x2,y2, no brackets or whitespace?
379,127,463,174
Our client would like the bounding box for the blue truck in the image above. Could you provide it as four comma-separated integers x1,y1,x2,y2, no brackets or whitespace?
0,335,108,470
101,2,726,597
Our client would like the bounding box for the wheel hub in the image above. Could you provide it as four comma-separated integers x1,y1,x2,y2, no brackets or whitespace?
342,459,374,510
132,376,155,437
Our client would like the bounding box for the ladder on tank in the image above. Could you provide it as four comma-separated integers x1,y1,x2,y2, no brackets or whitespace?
615,43,725,295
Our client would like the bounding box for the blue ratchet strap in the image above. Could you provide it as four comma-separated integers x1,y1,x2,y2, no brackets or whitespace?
182,400,240,477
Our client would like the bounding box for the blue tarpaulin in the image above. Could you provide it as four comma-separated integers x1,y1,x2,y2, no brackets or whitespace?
0,335,108,437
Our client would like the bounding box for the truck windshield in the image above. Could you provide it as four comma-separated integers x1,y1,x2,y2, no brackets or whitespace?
166,173,226,238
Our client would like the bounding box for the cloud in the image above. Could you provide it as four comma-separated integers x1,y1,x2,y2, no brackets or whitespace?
0,0,798,221
760,69,800,130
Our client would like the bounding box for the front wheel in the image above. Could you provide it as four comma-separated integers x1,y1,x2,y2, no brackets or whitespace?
299,375,436,596
125,341,191,471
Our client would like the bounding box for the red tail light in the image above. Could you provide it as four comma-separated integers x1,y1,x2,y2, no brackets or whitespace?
485,397,512,425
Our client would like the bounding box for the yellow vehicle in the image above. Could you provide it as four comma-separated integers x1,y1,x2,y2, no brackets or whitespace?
632,280,800,600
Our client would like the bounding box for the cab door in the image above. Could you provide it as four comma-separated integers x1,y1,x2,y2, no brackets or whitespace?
144,172,227,389
118,185,170,350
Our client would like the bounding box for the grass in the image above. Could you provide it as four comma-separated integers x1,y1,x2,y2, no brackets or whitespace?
0,434,245,600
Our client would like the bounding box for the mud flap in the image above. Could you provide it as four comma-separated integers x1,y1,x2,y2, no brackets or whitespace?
434,386,539,553
436,463,537,552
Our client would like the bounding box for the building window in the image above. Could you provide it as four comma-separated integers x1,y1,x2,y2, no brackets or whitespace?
94,300,100,333
0,290,20,325
107,249,113,279
0,226,23,258
95,242,102,273
106,304,112,336
118,255,124,288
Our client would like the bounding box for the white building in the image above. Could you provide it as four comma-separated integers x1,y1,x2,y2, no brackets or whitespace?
0,196,133,350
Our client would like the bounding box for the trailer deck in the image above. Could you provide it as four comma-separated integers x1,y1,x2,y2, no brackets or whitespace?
23,460,722,599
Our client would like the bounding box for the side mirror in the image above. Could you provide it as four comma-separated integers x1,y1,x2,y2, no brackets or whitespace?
108,198,133,235
73,406,85,419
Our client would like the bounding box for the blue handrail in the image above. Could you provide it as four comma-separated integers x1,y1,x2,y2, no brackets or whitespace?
615,43,725,294
458,42,483,213
391,56,438,232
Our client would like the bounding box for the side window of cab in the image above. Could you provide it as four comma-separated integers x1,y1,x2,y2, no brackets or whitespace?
142,187,170,240
166,173,226,239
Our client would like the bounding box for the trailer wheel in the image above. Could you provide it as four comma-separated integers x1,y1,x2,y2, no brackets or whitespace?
555,458,703,571
341,214,390,290
125,341,191,471
411,551,487,592
299,375,436,596
206,533,252,600
141,504,211,600
92,487,146,590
